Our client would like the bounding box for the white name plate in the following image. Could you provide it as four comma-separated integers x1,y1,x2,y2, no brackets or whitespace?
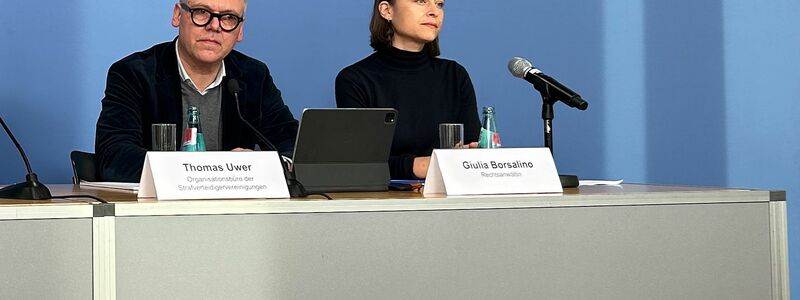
139,151,290,200
424,148,563,196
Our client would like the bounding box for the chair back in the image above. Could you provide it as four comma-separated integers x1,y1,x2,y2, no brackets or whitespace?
70,151,98,184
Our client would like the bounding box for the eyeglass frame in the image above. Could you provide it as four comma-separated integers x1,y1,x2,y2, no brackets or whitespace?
179,2,244,32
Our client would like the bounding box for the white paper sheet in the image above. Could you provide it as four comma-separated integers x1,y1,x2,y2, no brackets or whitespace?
579,179,624,186
80,181,139,192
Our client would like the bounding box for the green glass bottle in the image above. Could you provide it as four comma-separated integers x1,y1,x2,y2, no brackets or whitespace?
181,106,206,152
478,106,501,148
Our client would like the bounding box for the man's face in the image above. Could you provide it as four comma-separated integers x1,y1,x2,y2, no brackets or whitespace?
172,0,245,66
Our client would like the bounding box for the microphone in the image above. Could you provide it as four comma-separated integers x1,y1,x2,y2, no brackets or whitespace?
227,79,307,197
227,79,281,152
0,116,52,200
508,57,588,110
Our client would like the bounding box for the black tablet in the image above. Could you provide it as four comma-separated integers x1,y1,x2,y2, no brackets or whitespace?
292,108,397,193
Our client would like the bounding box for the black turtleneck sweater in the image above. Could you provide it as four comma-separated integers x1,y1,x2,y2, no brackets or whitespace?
335,47,480,179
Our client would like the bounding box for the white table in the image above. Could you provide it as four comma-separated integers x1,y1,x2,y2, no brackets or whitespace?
0,184,789,299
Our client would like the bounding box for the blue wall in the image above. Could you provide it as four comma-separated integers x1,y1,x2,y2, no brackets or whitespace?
2,0,799,294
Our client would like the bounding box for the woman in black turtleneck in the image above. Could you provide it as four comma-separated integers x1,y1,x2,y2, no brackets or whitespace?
336,0,480,180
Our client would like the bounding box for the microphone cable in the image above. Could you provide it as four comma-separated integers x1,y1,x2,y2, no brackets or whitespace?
51,194,110,203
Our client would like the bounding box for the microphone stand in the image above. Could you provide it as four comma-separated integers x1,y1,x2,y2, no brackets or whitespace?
0,117,52,200
537,85,580,188
280,158,308,198
229,83,308,198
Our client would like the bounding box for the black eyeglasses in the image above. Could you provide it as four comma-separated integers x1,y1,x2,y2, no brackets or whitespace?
179,2,244,32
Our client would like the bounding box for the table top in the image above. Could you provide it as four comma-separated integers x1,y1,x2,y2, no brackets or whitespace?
0,183,783,220
0,183,755,203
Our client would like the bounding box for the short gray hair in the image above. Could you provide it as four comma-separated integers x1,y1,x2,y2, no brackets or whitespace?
179,0,247,13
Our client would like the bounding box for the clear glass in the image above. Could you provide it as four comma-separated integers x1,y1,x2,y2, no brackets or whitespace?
438,123,464,149
151,123,177,151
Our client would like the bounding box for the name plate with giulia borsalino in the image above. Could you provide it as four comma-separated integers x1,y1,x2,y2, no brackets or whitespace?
138,151,289,200
423,148,563,196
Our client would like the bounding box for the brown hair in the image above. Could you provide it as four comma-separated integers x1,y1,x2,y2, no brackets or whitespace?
369,0,441,57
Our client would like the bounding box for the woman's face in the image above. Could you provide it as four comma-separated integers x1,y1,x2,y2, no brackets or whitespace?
380,0,445,52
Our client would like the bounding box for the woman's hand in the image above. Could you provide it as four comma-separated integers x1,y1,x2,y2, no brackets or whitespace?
413,156,431,178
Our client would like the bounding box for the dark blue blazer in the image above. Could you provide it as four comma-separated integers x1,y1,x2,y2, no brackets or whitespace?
95,39,298,182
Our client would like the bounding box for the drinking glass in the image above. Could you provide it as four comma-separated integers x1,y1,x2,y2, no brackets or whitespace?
438,123,464,149
151,124,177,151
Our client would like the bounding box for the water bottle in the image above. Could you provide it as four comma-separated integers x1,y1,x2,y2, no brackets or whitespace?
181,106,206,151
478,106,501,148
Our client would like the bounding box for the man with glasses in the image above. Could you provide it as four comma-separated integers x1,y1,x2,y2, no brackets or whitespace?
95,0,299,182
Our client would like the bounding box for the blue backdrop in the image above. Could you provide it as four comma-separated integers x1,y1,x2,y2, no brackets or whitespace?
2,0,799,293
